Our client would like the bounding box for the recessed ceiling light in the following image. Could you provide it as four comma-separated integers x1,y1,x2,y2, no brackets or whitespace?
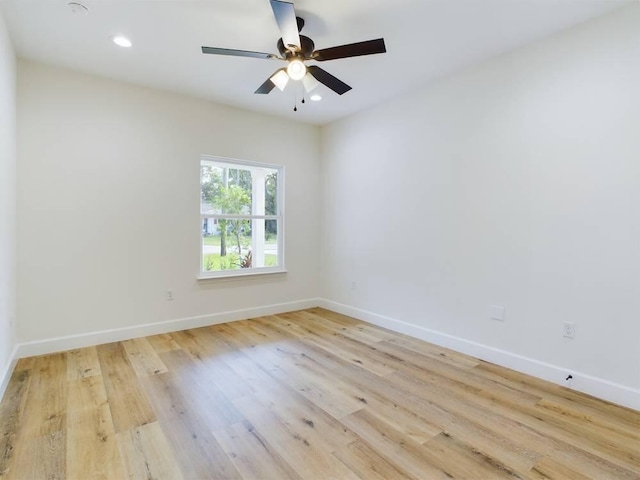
67,2,89,15
310,94,322,102
111,35,132,48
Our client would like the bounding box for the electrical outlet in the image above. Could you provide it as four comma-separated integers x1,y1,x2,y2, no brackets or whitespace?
350,281,357,290
562,321,575,339
166,290,174,301
490,305,505,322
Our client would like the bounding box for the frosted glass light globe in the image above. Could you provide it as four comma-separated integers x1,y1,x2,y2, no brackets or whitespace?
286,59,306,81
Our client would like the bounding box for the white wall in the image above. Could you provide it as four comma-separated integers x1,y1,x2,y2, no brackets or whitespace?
0,10,17,396
321,5,640,407
17,61,321,347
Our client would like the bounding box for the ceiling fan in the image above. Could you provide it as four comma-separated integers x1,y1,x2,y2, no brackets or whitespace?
201,0,386,97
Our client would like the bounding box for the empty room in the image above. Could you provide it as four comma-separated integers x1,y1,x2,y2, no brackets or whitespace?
0,0,639,478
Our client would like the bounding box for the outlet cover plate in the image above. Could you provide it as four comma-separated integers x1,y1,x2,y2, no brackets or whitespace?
563,321,575,338
490,305,505,321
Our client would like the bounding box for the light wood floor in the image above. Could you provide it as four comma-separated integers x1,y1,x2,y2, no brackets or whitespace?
1,308,638,479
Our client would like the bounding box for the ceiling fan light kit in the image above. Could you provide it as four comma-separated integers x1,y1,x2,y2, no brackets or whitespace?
270,69,289,91
286,59,306,81
302,73,319,93
201,0,386,104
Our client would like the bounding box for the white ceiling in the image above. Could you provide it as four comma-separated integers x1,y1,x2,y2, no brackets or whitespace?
1,0,631,125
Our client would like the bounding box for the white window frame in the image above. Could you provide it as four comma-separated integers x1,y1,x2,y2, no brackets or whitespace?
198,155,285,279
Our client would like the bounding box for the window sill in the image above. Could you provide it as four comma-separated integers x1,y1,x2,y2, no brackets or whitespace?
197,268,287,281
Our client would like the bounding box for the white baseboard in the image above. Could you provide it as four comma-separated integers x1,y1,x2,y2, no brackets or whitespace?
16,298,321,359
318,299,640,412
0,344,19,403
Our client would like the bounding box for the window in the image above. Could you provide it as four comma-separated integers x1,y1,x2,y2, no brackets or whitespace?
199,156,284,278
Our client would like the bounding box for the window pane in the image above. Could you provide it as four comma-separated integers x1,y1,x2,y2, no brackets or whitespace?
200,165,221,214
265,171,278,215
265,220,279,267
202,220,251,272
249,219,278,268
201,165,253,215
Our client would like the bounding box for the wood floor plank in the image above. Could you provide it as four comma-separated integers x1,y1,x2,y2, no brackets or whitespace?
139,356,242,480
170,327,235,360
253,323,446,433
209,337,360,450
528,456,592,480
213,420,303,480
21,353,67,439
0,369,31,477
453,375,640,472
96,342,156,433
388,369,640,479
116,422,184,480
4,430,65,480
66,346,101,380
1,308,638,480
122,337,169,377
305,308,399,343
305,308,477,374
534,397,639,441
332,439,419,480
168,328,256,400
233,394,361,480
474,360,640,425
274,311,398,376
376,339,542,405
66,376,126,480
158,349,244,430
145,333,181,354
339,408,459,480
304,347,541,475
218,321,365,419
247,323,443,443
301,309,392,345
523,402,640,467
420,431,526,479
12,357,36,372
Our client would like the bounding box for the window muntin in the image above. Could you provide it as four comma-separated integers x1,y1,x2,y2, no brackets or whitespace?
200,156,284,278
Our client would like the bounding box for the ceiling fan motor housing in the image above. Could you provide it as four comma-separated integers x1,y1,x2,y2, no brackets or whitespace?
277,35,315,59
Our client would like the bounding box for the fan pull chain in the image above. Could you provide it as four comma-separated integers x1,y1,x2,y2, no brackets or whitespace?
293,86,305,111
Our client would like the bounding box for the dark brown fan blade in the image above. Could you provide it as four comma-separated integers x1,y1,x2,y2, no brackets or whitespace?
201,46,276,59
255,78,276,94
307,66,352,95
270,0,301,51
314,38,386,62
